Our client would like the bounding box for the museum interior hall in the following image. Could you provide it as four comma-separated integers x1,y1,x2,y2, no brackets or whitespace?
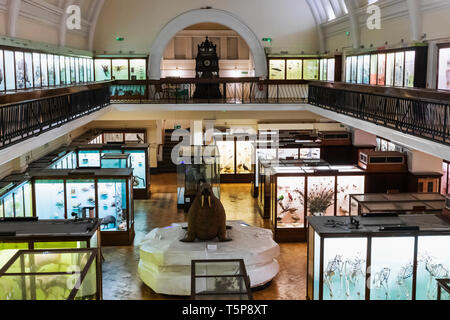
0,0,450,302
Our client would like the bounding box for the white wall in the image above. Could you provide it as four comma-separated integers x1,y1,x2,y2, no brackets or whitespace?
94,0,318,55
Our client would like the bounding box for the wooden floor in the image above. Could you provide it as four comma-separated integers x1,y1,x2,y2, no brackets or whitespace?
102,173,307,300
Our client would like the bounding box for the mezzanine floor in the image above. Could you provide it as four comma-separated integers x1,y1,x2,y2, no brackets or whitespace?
101,173,307,300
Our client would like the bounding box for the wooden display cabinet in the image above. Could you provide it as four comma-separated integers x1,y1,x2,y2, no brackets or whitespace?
358,150,408,172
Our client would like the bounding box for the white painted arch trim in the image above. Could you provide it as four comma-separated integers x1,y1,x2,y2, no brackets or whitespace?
148,8,268,80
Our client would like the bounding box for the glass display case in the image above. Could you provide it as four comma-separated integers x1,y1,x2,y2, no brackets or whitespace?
0,219,100,251
191,259,253,300
0,182,33,219
31,169,134,246
111,59,129,80
269,59,286,80
94,58,147,81
350,193,446,216
94,59,111,81
176,146,220,211
345,47,426,88
307,214,450,300
74,144,149,199
438,46,450,90
0,248,101,300
215,135,253,183
270,164,365,242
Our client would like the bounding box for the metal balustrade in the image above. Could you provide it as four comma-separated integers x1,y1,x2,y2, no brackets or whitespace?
0,86,110,149
308,84,450,145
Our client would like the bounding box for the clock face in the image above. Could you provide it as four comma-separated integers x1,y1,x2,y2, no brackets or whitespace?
203,59,211,67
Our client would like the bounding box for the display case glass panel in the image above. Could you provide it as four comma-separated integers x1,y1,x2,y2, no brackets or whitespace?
104,133,123,143
97,179,127,231
287,60,302,80
438,47,450,90
319,59,326,81
303,59,319,80
300,148,320,160
404,51,415,88
0,249,99,300
75,58,80,83
441,162,448,195
60,56,66,85
35,180,65,219
15,51,25,89
70,57,76,83
130,59,146,80
78,150,100,168
370,237,415,300
125,133,145,143
386,53,395,86
322,237,367,300
363,55,370,84
95,59,111,81
66,180,96,219
54,55,60,86
217,141,235,174
345,57,351,83
65,57,71,84
416,235,450,300
236,141,252,174
101,154,129,169
307,176,335,217
0,51,4,91
269,60,285,80
370,55,377,85
112,59,129,80
377,54,386,85
47,54,55,86
327,58,335,81
357,55,364,84
277,177,305,228
351,56,357,83
40,53,48,86
79,58,85,83
394,52,405,87
125,151,147,189
5,51,16,90
337,175,365,216
278,149,299,160
313,231,320,300
23,183,32,217
4,194,13,218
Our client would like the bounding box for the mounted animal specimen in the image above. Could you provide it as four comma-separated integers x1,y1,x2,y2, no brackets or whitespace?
181,183,231,242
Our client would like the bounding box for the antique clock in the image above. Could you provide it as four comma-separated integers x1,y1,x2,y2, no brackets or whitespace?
193,37,222,99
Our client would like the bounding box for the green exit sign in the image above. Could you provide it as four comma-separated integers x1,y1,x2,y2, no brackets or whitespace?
262,38,272,43
116,37,125,41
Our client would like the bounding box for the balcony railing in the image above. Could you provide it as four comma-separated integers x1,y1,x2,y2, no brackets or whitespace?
110,78,309,104
308,82,450,145
0,83,110,150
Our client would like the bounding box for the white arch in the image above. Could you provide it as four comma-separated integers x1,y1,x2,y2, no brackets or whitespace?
148,8,268,80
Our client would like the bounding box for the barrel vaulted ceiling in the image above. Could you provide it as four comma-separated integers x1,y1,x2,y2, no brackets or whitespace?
1,0,450,52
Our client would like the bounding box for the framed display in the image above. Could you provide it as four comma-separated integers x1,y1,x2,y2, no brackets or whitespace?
0,182,33,219
287,60,302,80
54,55,60,86
5,50,15,90
15,51,25,89
303,59,319,80
215,134,253,183
0,51,4,91
370,54,377,85
47,54,55,86
40,53,48,86
129,59,147,80
394,52,405,87
269,59,285,80
112,59,129,80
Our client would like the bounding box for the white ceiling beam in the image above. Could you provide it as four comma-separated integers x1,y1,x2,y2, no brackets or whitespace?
88,0,104,51
59,0,74,46
344,0,361,49
7,0,21,37
407,0,423,42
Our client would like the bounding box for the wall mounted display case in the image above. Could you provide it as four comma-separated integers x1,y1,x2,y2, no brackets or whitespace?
100,154,131,169
30,169,134,246
345,46,428,88
358,150,408,172
176,146,220,211
0,248,101,300
349,193,446,216
269,164,365,242
191,259,253,300
267,55,341,81
0,46,93,91
307,215,450,300
94,58,147,81
86,129,147,145
437,44,450,90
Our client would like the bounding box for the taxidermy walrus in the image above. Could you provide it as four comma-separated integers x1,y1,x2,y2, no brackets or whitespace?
181,183,231,242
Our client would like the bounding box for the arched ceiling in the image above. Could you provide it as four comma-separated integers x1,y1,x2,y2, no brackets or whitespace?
2,0,450,53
